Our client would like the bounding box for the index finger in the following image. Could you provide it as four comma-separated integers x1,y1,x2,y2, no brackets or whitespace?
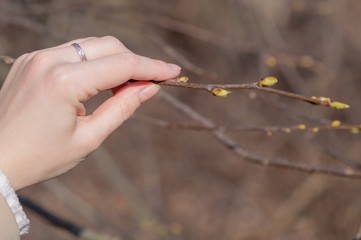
70,51,181,99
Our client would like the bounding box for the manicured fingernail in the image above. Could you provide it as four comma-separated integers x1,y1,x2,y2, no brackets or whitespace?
167,63,181,71
139,84,161,103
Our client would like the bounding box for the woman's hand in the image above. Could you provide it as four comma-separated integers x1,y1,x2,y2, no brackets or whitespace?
0,36,181,191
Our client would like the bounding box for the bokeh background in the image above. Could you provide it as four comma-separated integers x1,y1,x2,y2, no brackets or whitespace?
1,0,361,239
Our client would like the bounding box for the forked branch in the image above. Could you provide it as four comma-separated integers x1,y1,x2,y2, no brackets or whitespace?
158,91,361,179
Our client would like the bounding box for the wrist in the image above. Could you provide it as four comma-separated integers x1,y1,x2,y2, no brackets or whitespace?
0,153,19,191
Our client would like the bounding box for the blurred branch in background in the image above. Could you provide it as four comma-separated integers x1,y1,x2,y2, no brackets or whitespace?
158,91,361,178
19,194,121,240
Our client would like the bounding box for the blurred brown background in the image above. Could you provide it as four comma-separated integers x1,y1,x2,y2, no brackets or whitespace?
1,0,361,239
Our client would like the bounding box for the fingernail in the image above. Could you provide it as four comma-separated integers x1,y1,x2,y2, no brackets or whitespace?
139,84,161,103
167,63,181,71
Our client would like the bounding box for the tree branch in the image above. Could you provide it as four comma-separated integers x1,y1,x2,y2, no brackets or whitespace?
158,91,361,179
133,115,361,135
147,78,350,109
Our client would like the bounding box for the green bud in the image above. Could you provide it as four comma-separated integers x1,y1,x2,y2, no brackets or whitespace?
258,77,278,87
211,88,231,97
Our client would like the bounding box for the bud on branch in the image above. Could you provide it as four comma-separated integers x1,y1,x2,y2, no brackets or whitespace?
153,77,350,109
211,88,231,97
257,77,278,87
311,96,350,109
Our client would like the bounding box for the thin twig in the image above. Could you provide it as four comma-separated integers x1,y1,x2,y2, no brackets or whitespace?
146,79,350,108
353,220,361,240
19,194,121,240
312,140,361,170
158,91,361,179
240,175,331,239
0,14,68,41
133,115,361,134
135,114,361,172
41,179,131,235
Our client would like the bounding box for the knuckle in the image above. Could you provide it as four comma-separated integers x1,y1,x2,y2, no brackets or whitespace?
27,51,58,76
21,51,56,81
155,59,168,72
30,51,52,66
102,36,126,50
121,52,139,68
48,65,71,83
147,59,166,80
82,36,98,42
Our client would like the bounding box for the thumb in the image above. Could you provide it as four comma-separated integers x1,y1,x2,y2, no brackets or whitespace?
75,82,160,151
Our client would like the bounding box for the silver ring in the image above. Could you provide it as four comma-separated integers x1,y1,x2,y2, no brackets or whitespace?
71,43,87,62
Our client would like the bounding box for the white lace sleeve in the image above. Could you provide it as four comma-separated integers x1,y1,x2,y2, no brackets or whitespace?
0,169,30,236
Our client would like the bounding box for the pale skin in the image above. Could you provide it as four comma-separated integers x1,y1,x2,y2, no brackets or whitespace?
0,36,181,239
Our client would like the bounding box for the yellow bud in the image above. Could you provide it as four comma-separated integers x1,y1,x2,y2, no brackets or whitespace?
282,128,292,133
156,224,168,236
258,77,278,87
265,55,277,68
211,88,231,97
331,120,341,128
351,128,359,134
140,219,156,231
170,223,183,235
311,127,319,133
311,96,350,109
299,55,315,68
3,57,14,64
266,130,273,136
330,101,350,109
296,124,306,130
176,77,189,83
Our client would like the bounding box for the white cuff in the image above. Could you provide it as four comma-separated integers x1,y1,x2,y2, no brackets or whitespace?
0,168,30,236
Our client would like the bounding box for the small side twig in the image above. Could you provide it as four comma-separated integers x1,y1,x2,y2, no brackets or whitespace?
158,91,361,179
353,220,361,240
0,56,15,64
19,194,120,240
133,115,361,135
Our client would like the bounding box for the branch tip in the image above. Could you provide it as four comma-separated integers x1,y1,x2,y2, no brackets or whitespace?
330,101,350,109
311,96,350,109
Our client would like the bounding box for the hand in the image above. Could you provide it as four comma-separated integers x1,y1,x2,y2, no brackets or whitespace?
0,36,181,191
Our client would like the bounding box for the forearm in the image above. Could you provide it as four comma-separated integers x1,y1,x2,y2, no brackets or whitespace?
0,195,19,240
